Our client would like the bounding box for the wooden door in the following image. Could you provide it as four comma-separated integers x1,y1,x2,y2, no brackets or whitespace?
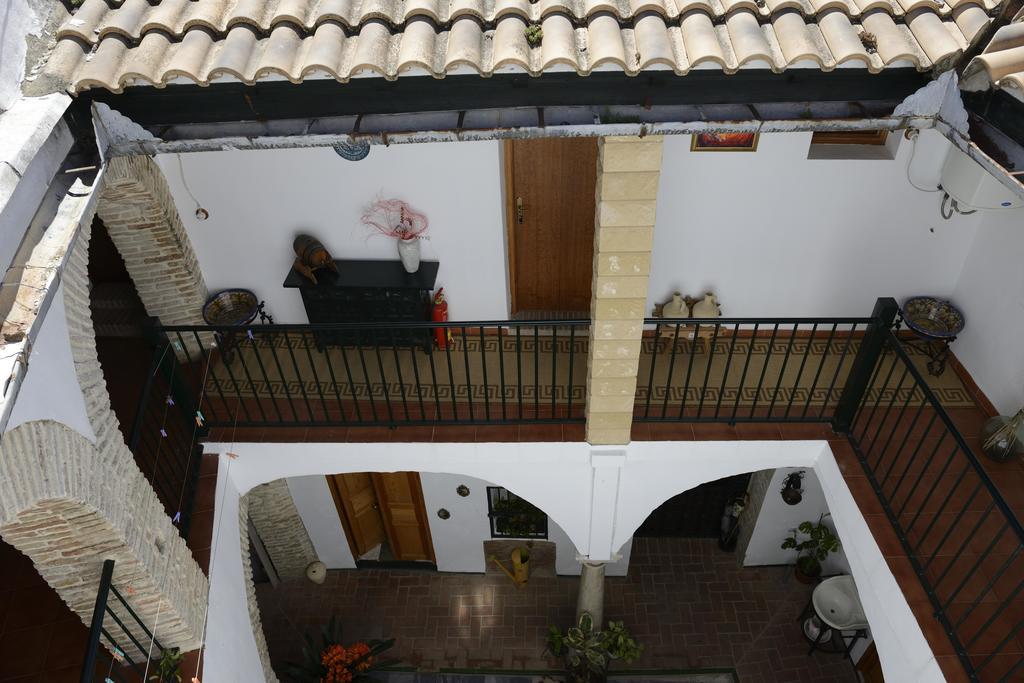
328,473,386,558
370,472,435,562
505,138,598,314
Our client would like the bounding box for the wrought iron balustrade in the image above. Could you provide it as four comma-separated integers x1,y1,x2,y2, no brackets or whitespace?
151,319,589,428
128,324,205,539
847,323,1024,683
80,559,165,683
636,316,874,423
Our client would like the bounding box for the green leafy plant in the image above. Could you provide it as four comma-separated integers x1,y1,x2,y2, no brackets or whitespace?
284,616,396,683
492,493,546,538
525,24,543,47
781,513,840,578
545,612,642,683
149,647,184,683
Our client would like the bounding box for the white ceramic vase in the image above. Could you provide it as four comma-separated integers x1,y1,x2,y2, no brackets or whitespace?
397,237,421,273
692,292,720,318
662,292,688,318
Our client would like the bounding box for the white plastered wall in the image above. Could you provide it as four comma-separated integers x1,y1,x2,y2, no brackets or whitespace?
951,207,1024,414
287,471,631,575
648,130,982,317
742,467,852,575
204,440,942,683
155,141,509,322
7,282,95,440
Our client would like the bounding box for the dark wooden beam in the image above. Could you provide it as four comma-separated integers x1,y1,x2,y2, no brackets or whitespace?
81,70,928,128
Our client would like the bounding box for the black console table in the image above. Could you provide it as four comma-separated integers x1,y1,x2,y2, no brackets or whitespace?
283,259,439,351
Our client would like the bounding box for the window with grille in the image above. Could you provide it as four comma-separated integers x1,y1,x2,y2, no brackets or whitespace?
486,487,548,539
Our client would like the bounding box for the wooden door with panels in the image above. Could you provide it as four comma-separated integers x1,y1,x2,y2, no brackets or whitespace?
370,472,435,562
328,472,435,563
505,138,598,315
328,473,386,558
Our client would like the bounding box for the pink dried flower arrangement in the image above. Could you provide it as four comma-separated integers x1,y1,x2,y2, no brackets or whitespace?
361,199,429,241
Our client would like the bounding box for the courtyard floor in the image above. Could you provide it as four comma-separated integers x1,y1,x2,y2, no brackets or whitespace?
256,537,858,683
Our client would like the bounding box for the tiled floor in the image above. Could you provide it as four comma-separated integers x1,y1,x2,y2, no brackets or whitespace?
256,538,858,683
0,539,94,683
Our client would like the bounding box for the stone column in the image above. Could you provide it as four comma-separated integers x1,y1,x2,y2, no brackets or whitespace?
585,136,663,445
576,561,607,627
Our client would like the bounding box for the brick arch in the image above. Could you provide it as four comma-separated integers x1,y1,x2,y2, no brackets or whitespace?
95,155,208,326
0,420,206,650
0,195,209,654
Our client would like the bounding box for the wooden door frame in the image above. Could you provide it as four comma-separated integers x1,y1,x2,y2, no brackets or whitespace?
326,474,363,561
502,140,521,315
371,472,437,563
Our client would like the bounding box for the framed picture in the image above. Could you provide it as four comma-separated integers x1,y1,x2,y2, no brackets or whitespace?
691,132,759,152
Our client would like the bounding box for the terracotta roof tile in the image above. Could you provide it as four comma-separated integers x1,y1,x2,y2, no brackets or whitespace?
44,0,1000,93
962,9,1024,102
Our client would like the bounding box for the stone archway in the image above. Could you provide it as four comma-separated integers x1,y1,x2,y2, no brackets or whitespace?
95,155,208,326
0,156,213,654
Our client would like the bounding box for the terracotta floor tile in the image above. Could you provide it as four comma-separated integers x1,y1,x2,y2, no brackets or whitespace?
256,538,857,682
431,425,479,442
646,423,695,440
517,424,563,442
474,425,520,442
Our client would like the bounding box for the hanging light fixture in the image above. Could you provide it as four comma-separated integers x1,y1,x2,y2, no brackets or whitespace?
333,139,370,161
781,471,805,506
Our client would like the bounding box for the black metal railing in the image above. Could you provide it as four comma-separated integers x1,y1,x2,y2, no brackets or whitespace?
847,326,1024,682
128,323,205,538
80,559,164,683
635,317,873,423
153,319,589,428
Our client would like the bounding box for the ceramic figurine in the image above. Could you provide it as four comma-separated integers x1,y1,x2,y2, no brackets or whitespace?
692,292,721,318
662,292,689,318
292,234,338,284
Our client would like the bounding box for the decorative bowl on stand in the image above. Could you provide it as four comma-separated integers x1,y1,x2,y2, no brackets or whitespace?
900,297,965,376
202,289,272,362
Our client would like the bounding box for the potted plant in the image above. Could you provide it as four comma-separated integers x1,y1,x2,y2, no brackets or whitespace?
545,612,642,683
284,616,396,683
781,514,840,584
361,198,429,273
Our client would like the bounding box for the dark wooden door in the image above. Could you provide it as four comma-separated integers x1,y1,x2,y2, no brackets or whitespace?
506,138,598,314
370,472,435,562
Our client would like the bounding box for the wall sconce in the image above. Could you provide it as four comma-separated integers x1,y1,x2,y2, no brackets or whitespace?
781,471,805,506
437,508,450,520
456,485,470,497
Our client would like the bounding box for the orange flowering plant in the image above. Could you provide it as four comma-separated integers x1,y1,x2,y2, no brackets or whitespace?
285,617,396,683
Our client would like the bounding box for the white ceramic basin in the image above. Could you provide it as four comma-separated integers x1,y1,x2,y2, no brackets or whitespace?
812,575,869,630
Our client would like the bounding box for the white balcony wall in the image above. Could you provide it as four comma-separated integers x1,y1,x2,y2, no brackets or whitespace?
952,207,1024,414
156,141,508,323
648,130,983,317
205,440,941,683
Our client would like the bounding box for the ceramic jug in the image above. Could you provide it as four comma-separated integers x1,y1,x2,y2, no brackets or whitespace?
663,292,688,318
692,293,720,318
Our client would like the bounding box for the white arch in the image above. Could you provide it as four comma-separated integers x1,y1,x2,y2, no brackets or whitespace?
205,438,945,683
222,440,595,554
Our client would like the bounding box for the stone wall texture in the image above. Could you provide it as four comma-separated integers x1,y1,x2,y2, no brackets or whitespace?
247,479,318,580
96,155,208,326
0,210,208,651
735,468,775,567
239,491,281,683
585,136,663,445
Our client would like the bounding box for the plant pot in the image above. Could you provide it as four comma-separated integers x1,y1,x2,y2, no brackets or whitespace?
396,237,421,273
795,557,822,584
981,415,1024,462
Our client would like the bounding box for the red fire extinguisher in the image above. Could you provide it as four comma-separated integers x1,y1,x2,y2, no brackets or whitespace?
432,288,451,350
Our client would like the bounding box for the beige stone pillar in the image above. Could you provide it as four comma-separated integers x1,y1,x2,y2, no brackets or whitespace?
585,137,663,445
576,561,607,627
